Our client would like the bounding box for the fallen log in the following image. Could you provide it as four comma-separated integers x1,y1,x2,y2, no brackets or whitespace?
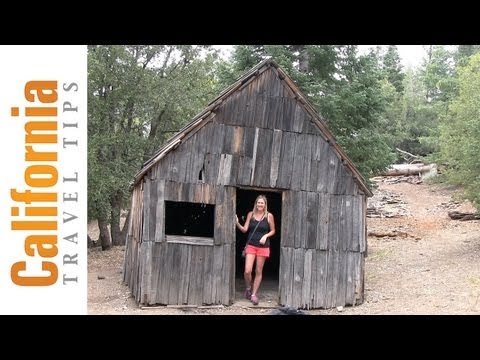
380,163,437,177
448,211,480,221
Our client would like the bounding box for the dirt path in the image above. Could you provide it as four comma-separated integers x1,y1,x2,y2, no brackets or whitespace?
88,179,480,315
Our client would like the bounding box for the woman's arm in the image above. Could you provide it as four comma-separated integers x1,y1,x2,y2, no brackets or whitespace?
236,211,252,233
259,212,276,245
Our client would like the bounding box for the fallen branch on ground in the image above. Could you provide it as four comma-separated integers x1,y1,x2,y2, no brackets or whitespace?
448,211,480,221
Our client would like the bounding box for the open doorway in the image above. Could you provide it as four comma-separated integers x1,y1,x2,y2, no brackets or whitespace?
235,188,282,304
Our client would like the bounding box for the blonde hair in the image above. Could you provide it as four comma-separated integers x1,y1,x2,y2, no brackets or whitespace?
252,195,268,218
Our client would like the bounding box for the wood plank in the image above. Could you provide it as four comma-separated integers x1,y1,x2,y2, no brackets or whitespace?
316,140,330,193
202,246,214,304
281,190,294,248
301,134,313,190
249,127,259,185
166,235,214,246
338,196,347,251
143,241,153,304
224,186,236,245
351,195,360,251
328,196,339,251
282,247,294,306
325,250,338,309
292,191,301,249
354,253,365,305
187,245,204,305
236,155,253,186
212,245,224,304
335,251,347,307
326,151,339,194
154,179,165,242
142,178,151,242
360,198,367,253
292,101,306,133
276,131,295,189
211,123,225,154
278,246,287,304
292,248,305,308
301,249,313,309
252,128,273,188
344,196,353,251
217,153,233,185
291,134,305,190
316,193,330,250
345,251,356,306
310,249,319,307
214,186,225,246
220,243,232,304
270,129,282,188
167,243,181,304
306,191,318,249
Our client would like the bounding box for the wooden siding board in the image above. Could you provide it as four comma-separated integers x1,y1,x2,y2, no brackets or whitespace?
211,124,226,154
236,155,253,186
270,129,282,188
220,243,232,304
316,141,330,193
282,247,294,306
222,125,235,154
281,190,294,248
292,248,305,307
154,179,165,242
167,244,181,304
142,179,151,242
306,191,318,249
302,249,313,309
360,198,367,253
202,246,214,305
214,186,225,246
292,102,306,133
278,246,287,304
212,245,224,304
276,131,295,189
252,129,273,188
316,193,330,250
187,245,204,305
351,195,361,252
291,134,306,191
335,251,347,307
345,251,356,306
156,242,168,304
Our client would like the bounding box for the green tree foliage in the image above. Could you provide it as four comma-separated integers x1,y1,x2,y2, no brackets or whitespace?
438,53,480,208
421,45,457,104
88,45,218,248
382,45,405,93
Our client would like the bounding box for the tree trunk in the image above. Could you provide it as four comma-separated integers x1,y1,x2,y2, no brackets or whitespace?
111,192,123,246
380,164,437,177
98,218,112,251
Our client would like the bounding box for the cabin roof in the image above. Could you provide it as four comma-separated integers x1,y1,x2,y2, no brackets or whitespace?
133,58,373,197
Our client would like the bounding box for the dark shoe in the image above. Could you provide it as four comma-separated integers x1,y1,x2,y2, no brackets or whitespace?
245,289,252,300
251,294,259,305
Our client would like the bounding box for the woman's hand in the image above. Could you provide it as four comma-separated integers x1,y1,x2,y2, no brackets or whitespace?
259,236,267,245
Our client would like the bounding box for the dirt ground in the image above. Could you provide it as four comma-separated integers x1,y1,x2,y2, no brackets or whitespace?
88,178,480,315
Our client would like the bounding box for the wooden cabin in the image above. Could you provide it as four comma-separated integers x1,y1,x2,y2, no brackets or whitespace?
123,59,373,309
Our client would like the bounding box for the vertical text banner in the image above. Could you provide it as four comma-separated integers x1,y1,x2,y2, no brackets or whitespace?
0,46,87,314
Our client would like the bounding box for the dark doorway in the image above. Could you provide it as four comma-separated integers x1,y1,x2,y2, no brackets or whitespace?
235,189,282,283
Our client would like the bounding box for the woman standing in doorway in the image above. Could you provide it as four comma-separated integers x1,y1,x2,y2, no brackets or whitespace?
235,195,276,305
